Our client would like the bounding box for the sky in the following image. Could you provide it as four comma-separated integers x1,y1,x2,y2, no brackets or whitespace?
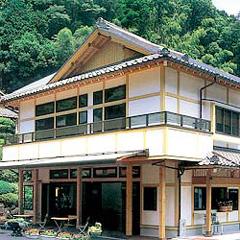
212,0,240,16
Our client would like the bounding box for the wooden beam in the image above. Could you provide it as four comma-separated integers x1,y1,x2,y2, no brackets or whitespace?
18,169,24,214
76,167,82,227
206,169,212,237
159,165,166,240
126,165,133,236
33,169,38,224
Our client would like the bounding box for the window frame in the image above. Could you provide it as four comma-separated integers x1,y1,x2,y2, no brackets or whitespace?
105,85,126,103
79,94,88,108
56,112,77,128
35,102,54,117
56,96,77,112
35,117,54,131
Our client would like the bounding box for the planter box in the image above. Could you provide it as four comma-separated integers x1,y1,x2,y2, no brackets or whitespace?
218,205,232,212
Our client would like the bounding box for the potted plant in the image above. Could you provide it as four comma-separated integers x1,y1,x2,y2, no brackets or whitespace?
56,231,72,240
88,222,102,239
72,233,90,240
40,229,57,239
24,228,40,239
218,200,233,212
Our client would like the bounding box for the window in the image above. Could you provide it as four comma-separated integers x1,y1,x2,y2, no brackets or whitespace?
143,187,157,211
82,168,91,178
50,169,68,179
79,94,88,108
119,166,141,178
56,113,77,128
23,170,32,182
70,169,77,179
229,188,239,210
56,97,77,112
36,117,54,131
36,102,54,116
194,187,206,210
93,90,103,105
216,106,240,136
212,187,227,210
93,167,117,178
93,108,103,122
105,85,126,102
79,111,87,124
105,103,126,120
24,186,33,210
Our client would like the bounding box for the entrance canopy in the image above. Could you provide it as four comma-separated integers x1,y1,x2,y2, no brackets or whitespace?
199,148,240,168
0,150,148,169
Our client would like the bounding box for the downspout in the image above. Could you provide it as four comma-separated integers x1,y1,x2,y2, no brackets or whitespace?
200,75,217,119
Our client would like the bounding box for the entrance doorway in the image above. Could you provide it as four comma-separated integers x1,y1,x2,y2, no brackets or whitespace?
82,182,140,235
42,183,76,218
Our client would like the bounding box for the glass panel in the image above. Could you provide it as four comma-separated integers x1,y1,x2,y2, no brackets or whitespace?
24,186,33,211
105,103,126,120
105,85,126,102
82,168,91,178
56,113,77,128
224,109,231,134
216,107,224,132
70,169,77,179
79,111,87,124
212,187,227,210
104,118,126,131
143,187,157,211
79,94,88,108
119,166,141,178
36,117,54,131
93,90,103,105
93,108,103,122
56,125,79,137
148,112,165,126
56,97,77,112
130,115,147,128
194,187,206,210
50,169,68,179
23,170,32,182
93,167,117,178
232,112,239,136
36,102,54,116
229,188,238,210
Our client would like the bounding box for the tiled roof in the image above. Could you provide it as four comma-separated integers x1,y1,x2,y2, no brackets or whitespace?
1,18,240,103
199,149,240,168
0,106,17,119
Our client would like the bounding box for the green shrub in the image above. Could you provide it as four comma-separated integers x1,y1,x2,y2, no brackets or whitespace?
0,193,18,207
0,170,18,183
0,180,16,195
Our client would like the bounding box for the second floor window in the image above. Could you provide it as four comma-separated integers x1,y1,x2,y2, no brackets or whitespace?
105,85,126,102
56,97,77,112
216,106,240,136
36,117,54,131
36,102,54,116
56,113,77,128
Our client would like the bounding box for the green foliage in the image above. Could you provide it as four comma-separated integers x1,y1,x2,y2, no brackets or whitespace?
0,180,16,195
0,193,18,207
0,0,240,92
0,170,18,183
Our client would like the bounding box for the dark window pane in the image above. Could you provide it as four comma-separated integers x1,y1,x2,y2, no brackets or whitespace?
119,166,141,178
70,169,77,179
79,111,87,124
93,167,117,178
56,113,77,128
224,109,231,134
36,117,54,131
82,168,91,178
23,170,32,182
93,108,103,122
212,187,227,209
50,169,68,179
24,186,33,211
194,187,206,210
93,90,103,105
229,189,238,210
216,107,224,132
232,112,239,136
56,97,77,112
105,85,126,102
36,102,54,116
144,187,157,211
105,104,126,120
79,94,88,108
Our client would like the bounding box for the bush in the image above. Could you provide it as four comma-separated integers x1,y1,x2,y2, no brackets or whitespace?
0,170,18,183
0,180,16,195
0,193,18,207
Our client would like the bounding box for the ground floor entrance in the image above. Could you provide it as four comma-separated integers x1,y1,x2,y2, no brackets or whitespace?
41,181,140,235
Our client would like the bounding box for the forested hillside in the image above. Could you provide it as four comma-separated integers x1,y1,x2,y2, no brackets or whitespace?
0,0,240,93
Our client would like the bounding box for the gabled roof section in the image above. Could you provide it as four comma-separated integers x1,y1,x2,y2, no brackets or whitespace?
49,18,178,83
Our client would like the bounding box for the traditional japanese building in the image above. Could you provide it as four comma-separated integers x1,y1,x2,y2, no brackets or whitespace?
0,18,240,239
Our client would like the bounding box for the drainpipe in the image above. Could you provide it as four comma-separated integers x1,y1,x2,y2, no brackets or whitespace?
200,75,217,119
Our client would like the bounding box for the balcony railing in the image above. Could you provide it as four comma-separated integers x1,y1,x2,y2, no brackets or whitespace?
5,111,211,145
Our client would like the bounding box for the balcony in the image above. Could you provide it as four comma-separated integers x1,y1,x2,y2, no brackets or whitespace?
5,111,211,145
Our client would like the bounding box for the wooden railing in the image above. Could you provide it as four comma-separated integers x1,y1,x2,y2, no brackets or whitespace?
5,111,211,145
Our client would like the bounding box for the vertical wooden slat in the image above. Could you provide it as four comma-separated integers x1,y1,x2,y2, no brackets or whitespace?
76,167,82,227
206,169,212,236
18,169,24,214
159,166,166,240
33,169,38,224
126,165,133,236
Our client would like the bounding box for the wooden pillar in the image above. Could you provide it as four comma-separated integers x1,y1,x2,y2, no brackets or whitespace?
76,167,82,227
18,169,24,214
33,169,38,224
206,169,212,236
126,165,133,236
159,166,166,240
